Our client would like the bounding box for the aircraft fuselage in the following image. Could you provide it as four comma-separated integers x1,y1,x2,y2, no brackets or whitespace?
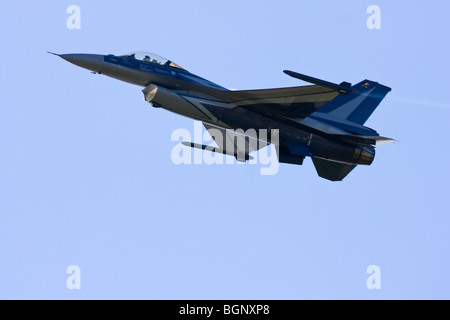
53,51,392,180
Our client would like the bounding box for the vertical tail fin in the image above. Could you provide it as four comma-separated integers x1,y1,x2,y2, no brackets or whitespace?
316,80,391,125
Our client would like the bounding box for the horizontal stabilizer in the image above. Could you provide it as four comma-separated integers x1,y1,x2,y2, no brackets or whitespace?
312,158,357,181
284,70,353,95
332,135,396,146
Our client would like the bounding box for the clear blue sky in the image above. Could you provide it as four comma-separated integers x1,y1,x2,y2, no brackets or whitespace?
0,0,449,299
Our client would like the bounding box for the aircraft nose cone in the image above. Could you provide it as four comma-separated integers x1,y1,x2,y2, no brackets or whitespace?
59,53,104,72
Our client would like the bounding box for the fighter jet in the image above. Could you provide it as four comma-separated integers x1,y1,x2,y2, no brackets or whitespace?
50,51,394,181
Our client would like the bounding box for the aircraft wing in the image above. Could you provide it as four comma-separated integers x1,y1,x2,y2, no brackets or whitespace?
214,85,339,119
203,123,309,167
202,122,270,161
178,122,305,167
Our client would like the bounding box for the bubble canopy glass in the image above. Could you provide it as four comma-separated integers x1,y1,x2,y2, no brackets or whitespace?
120,51,185,70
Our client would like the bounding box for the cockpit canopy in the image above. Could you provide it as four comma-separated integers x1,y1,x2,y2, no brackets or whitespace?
120,51,185,70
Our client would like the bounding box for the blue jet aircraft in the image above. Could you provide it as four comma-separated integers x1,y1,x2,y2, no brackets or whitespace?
51,51,394,181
